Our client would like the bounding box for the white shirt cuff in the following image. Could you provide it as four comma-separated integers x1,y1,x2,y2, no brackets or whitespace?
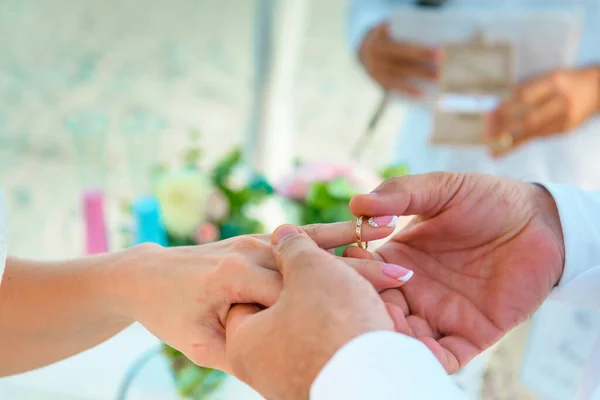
347,2,390,54
536,183,600,309
310,331,466,400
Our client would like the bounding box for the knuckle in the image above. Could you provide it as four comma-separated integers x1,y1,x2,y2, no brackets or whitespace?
523,115,537,132
302,223,324,240
229,235,266,253
277,238,319,264
353,258,373,272
275,235,303,257
373,176,403,194
557,91,572,114
218,253,248,276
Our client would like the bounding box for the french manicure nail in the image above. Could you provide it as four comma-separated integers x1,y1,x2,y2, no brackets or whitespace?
381,264,414,283
368,216,398,228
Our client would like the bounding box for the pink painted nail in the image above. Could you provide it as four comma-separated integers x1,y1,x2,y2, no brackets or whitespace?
368,216,398,228
381,264,414,283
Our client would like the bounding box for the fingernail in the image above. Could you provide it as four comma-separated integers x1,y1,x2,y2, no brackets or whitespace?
368,216,398,228
368,192,379,198
381,264,414,283
272,225,301,244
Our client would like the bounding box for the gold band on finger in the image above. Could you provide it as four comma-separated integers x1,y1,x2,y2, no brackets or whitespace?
356,216,368,250
488,131,514,152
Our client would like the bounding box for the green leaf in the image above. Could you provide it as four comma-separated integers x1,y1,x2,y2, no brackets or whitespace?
380,163,410,180
177,365,205,396
119,200,132,215
250,174,274,195
188,129,202,142
166,233,195,247
183,147,202,166
334,245,350,257
212,148,242,186
321,203,354,224
327,177,356,200
306,182,337,209
220,223,245,240
152,163,169,178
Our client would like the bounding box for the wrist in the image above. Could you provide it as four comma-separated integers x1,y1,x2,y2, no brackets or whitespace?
530,183,565,287
98,243,166,323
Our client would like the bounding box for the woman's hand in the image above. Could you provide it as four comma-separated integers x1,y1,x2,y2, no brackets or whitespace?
485,66,600,157
360,24,441,96
0,220,402,376
107,219,404,374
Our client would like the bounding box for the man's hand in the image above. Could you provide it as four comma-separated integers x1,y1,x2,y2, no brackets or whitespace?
348,173,565,373
225,225,404,400
485,67,600,156
360,24,441,96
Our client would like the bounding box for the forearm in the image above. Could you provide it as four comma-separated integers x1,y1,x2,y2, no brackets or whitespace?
594,65,600,113
0,251,137,376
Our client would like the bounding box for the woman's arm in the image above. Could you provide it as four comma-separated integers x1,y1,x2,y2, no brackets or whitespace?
0,221,400,376
0,253,134,375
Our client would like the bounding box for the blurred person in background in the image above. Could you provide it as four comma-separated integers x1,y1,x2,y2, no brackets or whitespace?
348,0,600,397
350,0,600,185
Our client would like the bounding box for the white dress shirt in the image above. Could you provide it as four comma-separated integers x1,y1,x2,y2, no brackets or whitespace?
311,184,600,399
347,0,600,190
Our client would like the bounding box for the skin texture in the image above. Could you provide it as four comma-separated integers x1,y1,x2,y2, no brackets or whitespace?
0,220,400,377
348,172,565,373
486,66,600,156
360,23,442,96
226,225,398,400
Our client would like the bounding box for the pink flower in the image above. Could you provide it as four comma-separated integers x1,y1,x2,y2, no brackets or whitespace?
194,222,220,244
278,162,381,200
278,162,352,200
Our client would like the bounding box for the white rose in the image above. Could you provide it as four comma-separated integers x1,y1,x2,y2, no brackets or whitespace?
155,169,211,238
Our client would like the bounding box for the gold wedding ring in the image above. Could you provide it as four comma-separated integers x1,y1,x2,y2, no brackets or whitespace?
356,216,369,250
487,131,514,152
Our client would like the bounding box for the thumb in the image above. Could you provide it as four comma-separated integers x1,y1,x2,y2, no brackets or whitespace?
226,304,260,337
271,224,332,280
349,172,467,219
225,304,261,380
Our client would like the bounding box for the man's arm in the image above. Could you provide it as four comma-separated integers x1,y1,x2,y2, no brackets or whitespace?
539,184,600,309
311,331,467,399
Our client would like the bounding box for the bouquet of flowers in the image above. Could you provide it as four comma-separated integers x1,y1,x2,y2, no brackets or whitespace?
277,162,409,255
121,135,273,399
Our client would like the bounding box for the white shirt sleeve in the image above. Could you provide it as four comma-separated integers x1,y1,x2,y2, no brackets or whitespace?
538,183,600,310
310,331,467,400
347,0,394,54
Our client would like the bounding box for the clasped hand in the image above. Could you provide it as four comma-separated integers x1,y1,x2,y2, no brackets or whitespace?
225,173,566,399
92,173,566,400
